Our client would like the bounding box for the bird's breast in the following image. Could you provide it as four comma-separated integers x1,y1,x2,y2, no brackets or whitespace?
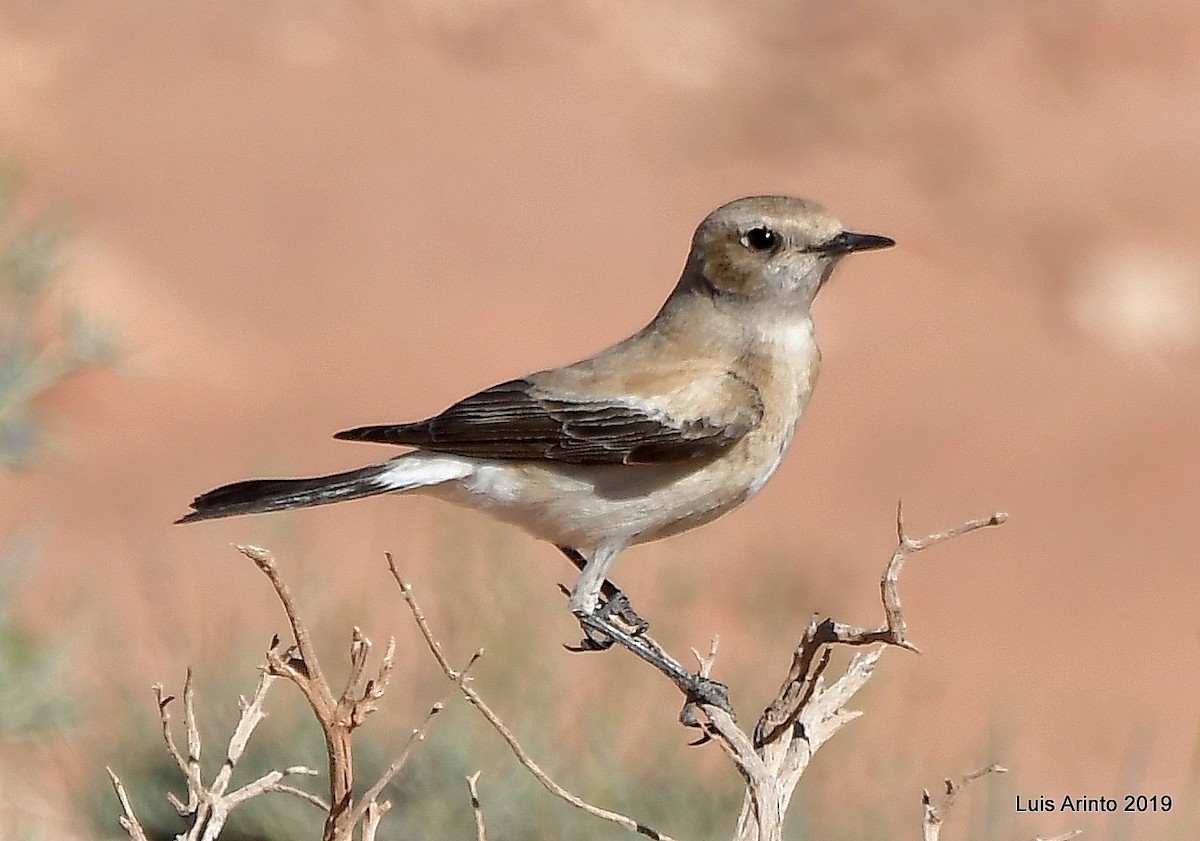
734,316,821,496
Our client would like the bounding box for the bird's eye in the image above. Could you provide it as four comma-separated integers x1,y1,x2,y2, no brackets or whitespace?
742,227,779,252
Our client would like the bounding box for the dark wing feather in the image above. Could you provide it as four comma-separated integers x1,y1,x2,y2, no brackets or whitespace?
334,376,762,465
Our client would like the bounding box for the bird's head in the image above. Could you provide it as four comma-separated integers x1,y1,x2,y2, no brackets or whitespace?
683,195,894,312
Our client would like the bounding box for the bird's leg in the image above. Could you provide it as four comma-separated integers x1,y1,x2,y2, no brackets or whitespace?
559,546,733,722
557,546,649,636
564,543,627,651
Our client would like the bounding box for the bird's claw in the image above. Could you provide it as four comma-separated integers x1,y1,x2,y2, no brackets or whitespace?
678,676,733,728
567,589,649,651
563,624,616,652
595,589,650,635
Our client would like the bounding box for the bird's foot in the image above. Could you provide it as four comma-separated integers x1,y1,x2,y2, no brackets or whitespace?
596,588,650,635
678,677,733,729
564,618,614,652
563,588,649,652
557,546,650,636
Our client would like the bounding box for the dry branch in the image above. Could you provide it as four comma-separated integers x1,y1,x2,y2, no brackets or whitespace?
388,554,683,841
705,505,1006,841
385,506,1010,841
360,800,392,841
239,544,449,841
922,764,1008,841
109,668,322,841
108,545,456,841
467,771,488,841
106,767,151,841
345,699,447,829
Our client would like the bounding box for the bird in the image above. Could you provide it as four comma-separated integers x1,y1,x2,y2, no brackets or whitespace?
179,195,893,628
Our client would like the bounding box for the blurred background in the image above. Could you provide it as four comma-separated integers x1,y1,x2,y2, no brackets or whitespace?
1,1,1199,838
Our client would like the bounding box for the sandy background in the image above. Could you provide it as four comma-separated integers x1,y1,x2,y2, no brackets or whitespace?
2,1,1199,838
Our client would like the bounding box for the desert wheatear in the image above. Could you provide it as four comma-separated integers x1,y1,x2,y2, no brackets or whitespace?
180,195,893,629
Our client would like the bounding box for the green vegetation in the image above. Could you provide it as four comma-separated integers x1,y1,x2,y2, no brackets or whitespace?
0,161,116,468
0,161,99,739
0,533,76,735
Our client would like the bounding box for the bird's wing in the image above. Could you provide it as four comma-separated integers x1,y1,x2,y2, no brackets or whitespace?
333,372,763,464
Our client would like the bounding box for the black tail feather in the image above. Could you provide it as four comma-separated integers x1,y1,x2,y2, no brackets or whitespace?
333,423,426,445
176,463,393,524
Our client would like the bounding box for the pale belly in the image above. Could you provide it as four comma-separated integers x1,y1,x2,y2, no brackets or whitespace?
419,420,795,554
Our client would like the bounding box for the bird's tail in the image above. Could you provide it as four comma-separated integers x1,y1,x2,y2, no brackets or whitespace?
177,461,402,524
177,454,476,524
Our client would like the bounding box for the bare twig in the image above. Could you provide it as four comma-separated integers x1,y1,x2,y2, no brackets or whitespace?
154,677,200,815
209,671,284,803
114,668,324,841
884,503,1007,648
467,771,488,841
224,766,324,810
923,764,1078,841
347,699,449,828
691,637,720,679
240,545,447,840
343,627,372,706
360,800,392,841
754,505,1007,746
922,764,1007,841
353,635,397,727
239,546,331,697
388,554,682,841
183,670,202,799
106,767,151,841
241,544,363,839
259,781,329,811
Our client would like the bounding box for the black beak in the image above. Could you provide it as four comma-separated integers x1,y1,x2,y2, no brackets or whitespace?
813,230,895,255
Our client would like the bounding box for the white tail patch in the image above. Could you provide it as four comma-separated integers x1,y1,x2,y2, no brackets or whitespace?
375,454,475,492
